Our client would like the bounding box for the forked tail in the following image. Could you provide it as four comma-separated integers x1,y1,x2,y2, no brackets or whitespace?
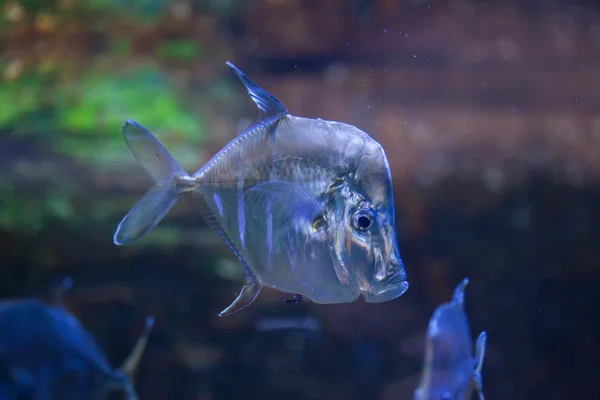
113,120,190,245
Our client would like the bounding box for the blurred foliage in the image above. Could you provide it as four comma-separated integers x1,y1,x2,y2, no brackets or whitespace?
157,39,201,61
0,191,72,232
53,65,204,162
0,0,233,233
0,60,207,229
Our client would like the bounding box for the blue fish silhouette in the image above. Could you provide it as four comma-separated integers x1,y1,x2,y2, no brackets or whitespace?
0,277,153,399
414,278,487,400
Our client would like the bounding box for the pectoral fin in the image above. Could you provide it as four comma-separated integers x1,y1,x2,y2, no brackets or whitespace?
247,180,323,230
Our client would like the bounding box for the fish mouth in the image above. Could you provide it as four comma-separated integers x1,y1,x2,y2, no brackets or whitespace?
362,279,409,303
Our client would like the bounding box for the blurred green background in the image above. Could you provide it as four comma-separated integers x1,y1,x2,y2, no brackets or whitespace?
1,0,600,399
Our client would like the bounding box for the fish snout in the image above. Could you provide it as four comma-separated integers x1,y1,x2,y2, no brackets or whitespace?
363,258,408,303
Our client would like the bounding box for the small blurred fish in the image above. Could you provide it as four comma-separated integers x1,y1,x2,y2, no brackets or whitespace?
414,278,487,400
113,61,408,316
0,277,154,400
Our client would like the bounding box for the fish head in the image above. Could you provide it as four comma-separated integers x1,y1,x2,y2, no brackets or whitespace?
334,137,408,301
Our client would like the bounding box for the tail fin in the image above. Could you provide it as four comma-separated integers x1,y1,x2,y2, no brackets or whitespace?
113,120,188,245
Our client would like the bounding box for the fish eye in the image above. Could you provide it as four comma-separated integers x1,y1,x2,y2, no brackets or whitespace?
353,209,375,231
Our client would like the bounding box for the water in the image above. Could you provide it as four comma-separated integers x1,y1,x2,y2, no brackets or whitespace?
1,1,599,399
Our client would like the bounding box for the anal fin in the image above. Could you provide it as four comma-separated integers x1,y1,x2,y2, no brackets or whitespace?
192,193,263,317
219,273,262,317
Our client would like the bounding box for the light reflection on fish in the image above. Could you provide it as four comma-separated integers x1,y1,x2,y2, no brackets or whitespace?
414,278,487,400
113,61,409,316
0,277,153,400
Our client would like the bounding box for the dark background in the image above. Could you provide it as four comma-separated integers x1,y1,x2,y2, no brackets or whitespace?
1,0,599,399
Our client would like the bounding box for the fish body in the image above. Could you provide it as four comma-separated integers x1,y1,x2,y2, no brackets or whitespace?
0,277,153,400
414,278,487,400
113,62,408,316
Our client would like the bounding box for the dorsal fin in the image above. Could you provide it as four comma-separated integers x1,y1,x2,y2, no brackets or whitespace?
452,277,469,305
226,61,289,124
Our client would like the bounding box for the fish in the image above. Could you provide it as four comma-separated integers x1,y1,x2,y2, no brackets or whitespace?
112,61,409,316
413,278,487,400
0,276,154,400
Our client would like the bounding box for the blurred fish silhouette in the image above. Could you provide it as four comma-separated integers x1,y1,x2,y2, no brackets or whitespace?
113,61,408,316
0,277,154,400
414,278,487,400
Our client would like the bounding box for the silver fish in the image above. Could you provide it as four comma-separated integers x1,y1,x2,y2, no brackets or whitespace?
414,278,487,400
113,61,409,316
